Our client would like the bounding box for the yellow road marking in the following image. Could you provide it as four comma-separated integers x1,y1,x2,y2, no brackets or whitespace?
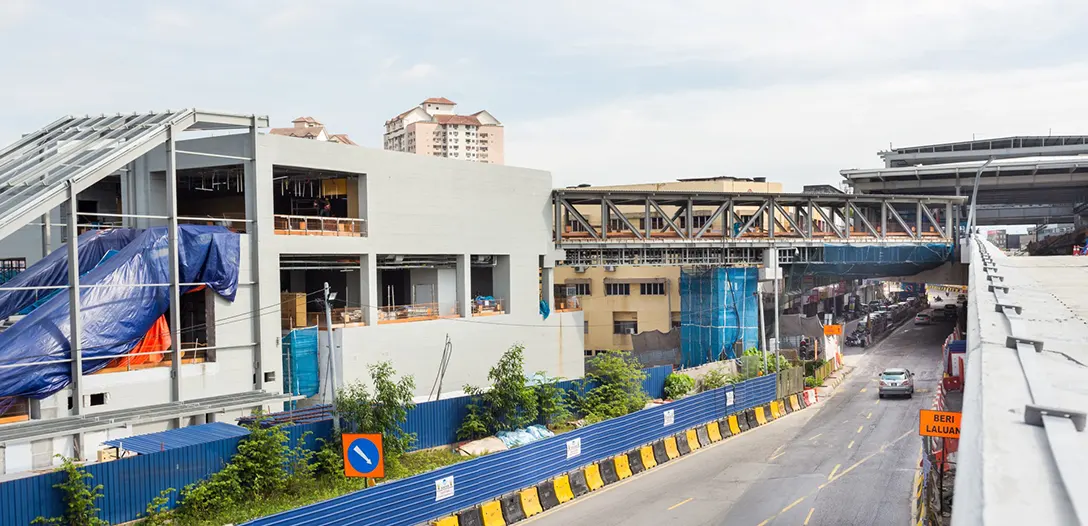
860,387,867,393
875,399,880,405
667,497,693,511
827,463,840,481
781,497,805,514
757,520,770,526
809,433,822,441
768,444,785,461
857,425,864,433
867,412,872,419
805,507,816,525
847,440,855,449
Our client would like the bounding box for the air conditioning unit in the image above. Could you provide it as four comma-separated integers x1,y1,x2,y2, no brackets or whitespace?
574,266,587,273
604,265,616,272
626,328,637,335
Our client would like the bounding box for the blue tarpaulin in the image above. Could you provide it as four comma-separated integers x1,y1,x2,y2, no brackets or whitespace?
680,268,759,367
282,327,319,399
0,225,240,399
0,229,139,321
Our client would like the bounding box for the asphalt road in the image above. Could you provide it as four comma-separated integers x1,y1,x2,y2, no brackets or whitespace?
525,317,951,526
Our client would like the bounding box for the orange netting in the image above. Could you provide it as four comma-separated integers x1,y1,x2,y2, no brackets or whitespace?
107,315,170,368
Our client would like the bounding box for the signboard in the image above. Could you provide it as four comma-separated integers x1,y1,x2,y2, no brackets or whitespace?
919,410,961,439
663,409,675,427
823,324,843,336
725,390,735,407
342,433,385,478
435,476,455,501
566,437,582,459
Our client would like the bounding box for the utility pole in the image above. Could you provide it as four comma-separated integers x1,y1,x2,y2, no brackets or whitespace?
772,244,781,373
324,282,340,433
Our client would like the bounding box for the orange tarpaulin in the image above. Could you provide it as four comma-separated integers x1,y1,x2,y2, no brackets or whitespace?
107,315,170,368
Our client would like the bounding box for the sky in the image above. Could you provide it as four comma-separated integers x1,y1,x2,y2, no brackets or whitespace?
3,0,1088,190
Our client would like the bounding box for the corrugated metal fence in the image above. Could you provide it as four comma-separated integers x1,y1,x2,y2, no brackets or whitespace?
0,421,332,526
245,374,777,526
406,365,671,449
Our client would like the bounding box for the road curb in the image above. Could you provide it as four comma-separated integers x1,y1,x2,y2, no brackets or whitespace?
427,394,817,525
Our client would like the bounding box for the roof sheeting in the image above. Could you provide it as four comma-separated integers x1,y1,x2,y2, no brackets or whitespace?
104,422,250,454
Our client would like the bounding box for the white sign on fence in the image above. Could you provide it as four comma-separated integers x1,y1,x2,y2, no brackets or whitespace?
726,391,735,407
566,437,582,459
435,475,455,501
663,409,675,427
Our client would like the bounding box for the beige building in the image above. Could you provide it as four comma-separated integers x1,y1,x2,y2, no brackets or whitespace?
270,116,357,145
554,176,783,356
383,98,504,164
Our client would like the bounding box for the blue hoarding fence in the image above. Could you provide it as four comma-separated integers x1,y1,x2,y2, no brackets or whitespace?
0,420,332,526
245,374,777,526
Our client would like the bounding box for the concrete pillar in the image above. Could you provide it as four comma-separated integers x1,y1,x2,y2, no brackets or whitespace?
456,254,471,318
494,255,512,314
360,254,379,325
132,156,151,229
541,256,555,311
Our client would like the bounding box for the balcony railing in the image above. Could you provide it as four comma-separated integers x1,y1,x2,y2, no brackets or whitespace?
378,302,459,324
274,215,366,237
472,297,505,317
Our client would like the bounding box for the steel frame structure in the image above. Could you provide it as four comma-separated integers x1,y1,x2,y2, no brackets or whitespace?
0,110,274,454
553,189,964,267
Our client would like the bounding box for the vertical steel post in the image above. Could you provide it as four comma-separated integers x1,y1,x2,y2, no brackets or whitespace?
772,245,780,373
768,198,775,240
41,213,51,258
916,201,923,238
324,282,341,434
685,198,693,239
881,201,888,240
245,117,264,391
600,199,608,240
66,183,82,416
644,199,651,239
165,126,183,405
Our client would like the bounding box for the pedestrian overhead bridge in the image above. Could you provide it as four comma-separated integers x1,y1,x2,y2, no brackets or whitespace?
552,188,965,273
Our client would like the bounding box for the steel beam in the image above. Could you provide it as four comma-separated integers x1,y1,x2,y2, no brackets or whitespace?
885,202,913,237
604,197,643,239
648,199,683,237
695,200,730,238
736,202,768,238
65,183,82,417
165,126,183,405
774,201,802,236
812,204,843,239
920,202,945,238
848,202,879,237
560,199,600,240
600,198,608,240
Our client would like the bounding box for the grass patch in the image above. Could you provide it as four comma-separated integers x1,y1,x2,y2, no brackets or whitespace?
169,448,468,526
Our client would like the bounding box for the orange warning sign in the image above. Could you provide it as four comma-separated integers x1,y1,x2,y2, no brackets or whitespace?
919,410,961,439
342,433,385,478
823,324,843,336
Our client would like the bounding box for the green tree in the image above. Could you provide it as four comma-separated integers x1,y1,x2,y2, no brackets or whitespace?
576,350,648,423
458,344,539,439
534,371,570,426
663,373,694,399
33,456,107,526
335,361,418,461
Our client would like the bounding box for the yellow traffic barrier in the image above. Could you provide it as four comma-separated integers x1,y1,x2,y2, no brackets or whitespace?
664,436,681,459
790,394,802,412
685,429,701,451
728,414,741,435
433,515,459,526
481,500,505,526
639,445,657,469
520,487,544,517
585,463,605,491
707,421,723,442
615,454,633,479
554,475,575,503
770,401,782,419
755,406,769,426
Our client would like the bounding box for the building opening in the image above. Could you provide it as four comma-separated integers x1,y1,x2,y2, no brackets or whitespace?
272,166,365,237
279,255,363,329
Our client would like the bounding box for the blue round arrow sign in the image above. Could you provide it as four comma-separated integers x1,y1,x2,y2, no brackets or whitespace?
346,436,381,475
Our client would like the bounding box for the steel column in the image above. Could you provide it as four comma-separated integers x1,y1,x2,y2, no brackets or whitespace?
554,194,562,243
244,117,265,390
946,203,954,240
41,213,51,258
65,183,82,416
165,125,183,405
685,199,693,239
806,200,814,239
916,201,923,238
881,201,888,239
601,198,608,240
767,197,775,239
643,199,651,239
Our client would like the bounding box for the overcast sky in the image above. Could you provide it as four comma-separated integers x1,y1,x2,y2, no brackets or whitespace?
3,0,1088,190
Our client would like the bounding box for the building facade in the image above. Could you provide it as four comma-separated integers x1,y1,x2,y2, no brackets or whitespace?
0,110,577,475
383,98,504,164
553,177,783,357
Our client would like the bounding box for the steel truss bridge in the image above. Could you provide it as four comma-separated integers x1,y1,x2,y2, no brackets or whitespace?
552,189,966,267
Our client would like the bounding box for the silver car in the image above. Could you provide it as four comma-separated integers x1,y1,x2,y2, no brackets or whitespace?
878,368,915,398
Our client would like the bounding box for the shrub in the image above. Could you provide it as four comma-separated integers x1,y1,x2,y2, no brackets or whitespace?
575,350,647,422
138,488,175,526
534,371,571,426
336,361,417,461
33,456,107,526
458,344,539,440
700,367,738,391
663,373,694,399
805,376,821,388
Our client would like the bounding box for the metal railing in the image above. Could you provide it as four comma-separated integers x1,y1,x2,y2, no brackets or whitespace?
377,302,457,324
472,297,505,316
273,214,367,237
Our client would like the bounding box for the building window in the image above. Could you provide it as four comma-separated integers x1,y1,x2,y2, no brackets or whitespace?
567,282,590,296
584,320,589,334
640,282,665,295
642,216,666,230
671,312,681,330
613,319,637,335
605,283,630,296
607,217,629,232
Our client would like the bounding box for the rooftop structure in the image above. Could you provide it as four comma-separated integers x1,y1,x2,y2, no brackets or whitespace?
957,237,1088,525
0,109,580,476
879,135,1088,167
269,116,357,145
383,98,503,164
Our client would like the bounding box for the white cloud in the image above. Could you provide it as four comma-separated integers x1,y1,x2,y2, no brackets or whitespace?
399,63,437,80
508,64,1088,190
0,0,32,30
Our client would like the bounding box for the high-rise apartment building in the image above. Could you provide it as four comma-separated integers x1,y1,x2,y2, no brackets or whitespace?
383,98,504,164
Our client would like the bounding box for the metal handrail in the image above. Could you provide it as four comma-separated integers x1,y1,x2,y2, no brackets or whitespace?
273,214,367,236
